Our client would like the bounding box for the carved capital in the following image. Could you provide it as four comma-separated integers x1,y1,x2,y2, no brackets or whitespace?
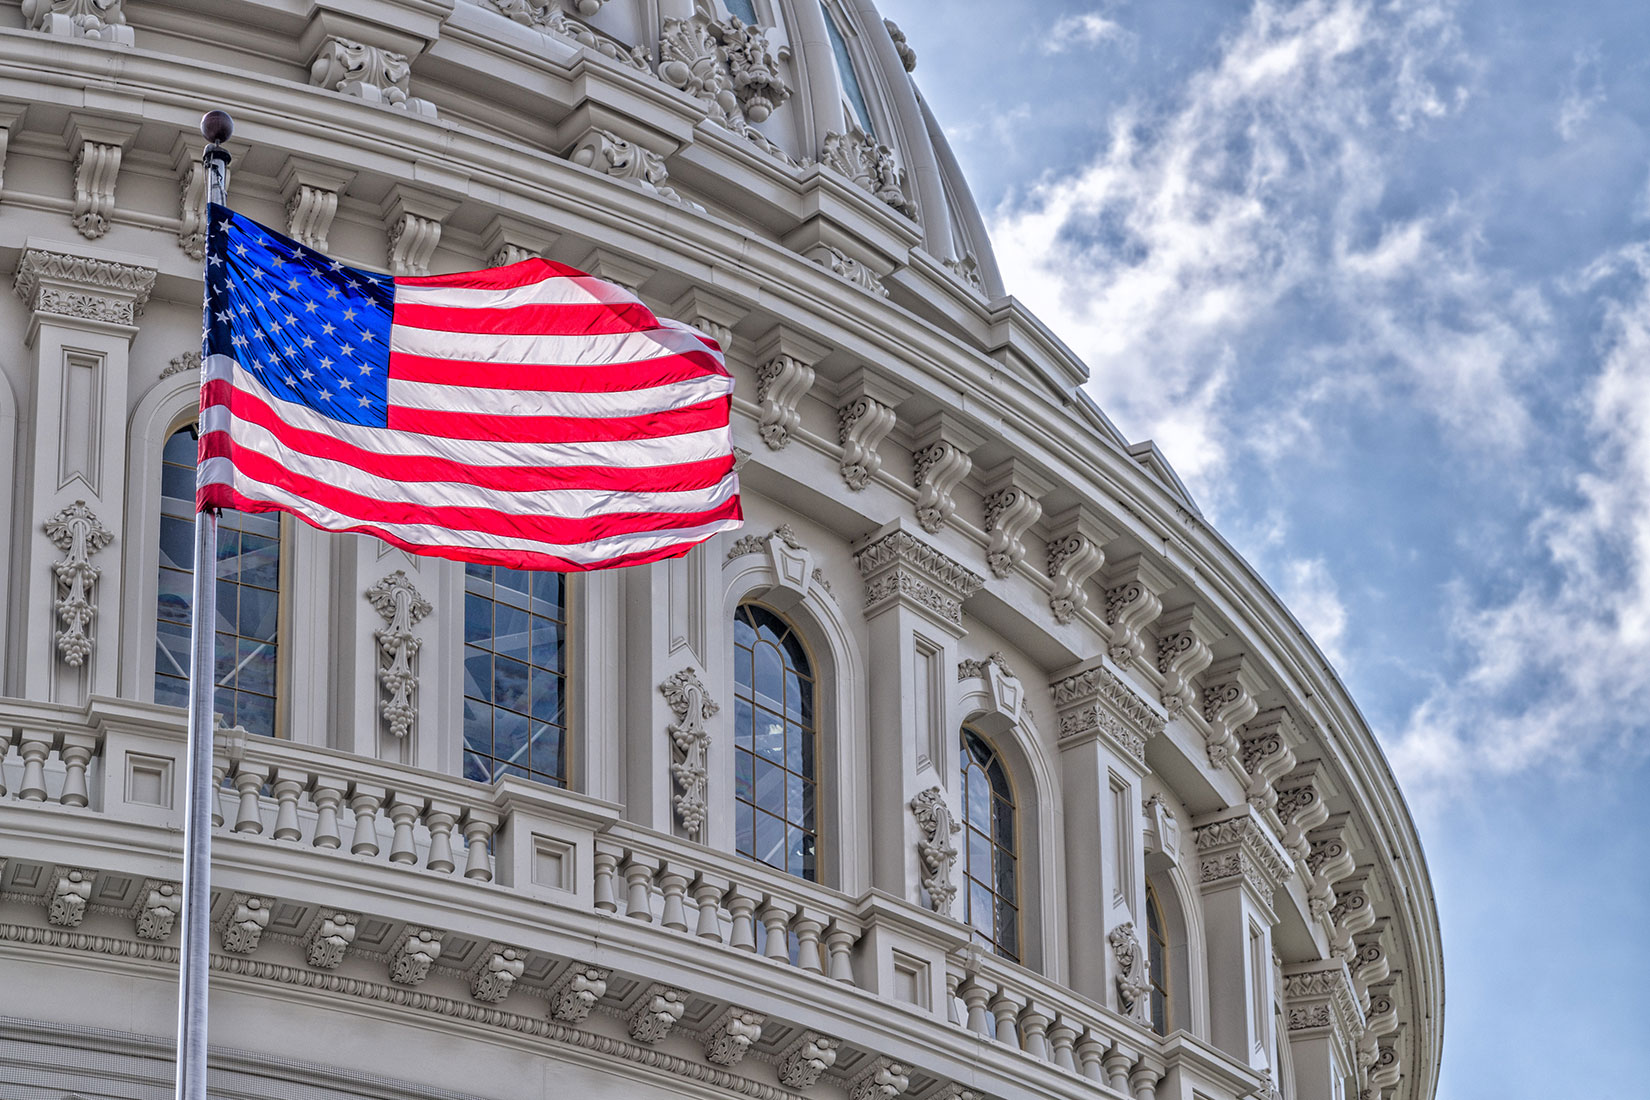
366,571,431,739
1103,554,1172,670
1155,604,1219,718
14,245,156,330
1051,659,1164,768
855,523,983,632
44,502,114,668
909,786,960,915
1044,506,1117,625
1193,808,1292,905
660,668,718,840
1199,654,1262,767
1282,958,1364,1050
309,36,436,116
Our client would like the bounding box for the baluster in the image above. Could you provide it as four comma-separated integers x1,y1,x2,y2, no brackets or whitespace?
989,990,1025,1049
58,732,97,807
657,866,690,931
387,796,422,864
1130,1056,1163,1100
1076,1035,1107,1082
759,896,793,961
690,875,726,941
792,912,825,973
17,732,51,802
1019,1003,1051,1061
210,749,229,828
959,978,993,1037
424,801,458,873
622,854,655,921
825,919,858,984
1048,1019,1078,1072
592,846,620,912
232,763,268,835
348,783,386,857
945,969,963,1026
1103,1045,1134,1095
0,727,13,797
460,810,499,882
725,887,757,951
311,779,345,849
270,770,304,841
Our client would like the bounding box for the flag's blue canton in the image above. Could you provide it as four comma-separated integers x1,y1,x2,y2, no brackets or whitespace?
203,202,395,428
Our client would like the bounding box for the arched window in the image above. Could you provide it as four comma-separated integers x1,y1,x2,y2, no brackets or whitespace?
820,3,876,135
154,425,281,737
723,0,758,24
960,727,1018,961
463,564,567,787
1147,879,1172,1035
733,604,817,880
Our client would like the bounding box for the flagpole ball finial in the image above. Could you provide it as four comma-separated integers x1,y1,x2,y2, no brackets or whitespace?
200,110,234,145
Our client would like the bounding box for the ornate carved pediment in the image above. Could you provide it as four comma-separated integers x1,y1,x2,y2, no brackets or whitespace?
855,524,983,632
660,668,718,840
726,524,825,611
1051,660,1164,767
1192,807,1292,905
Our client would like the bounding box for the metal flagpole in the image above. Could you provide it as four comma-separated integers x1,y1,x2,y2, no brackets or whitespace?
175,107,233,1100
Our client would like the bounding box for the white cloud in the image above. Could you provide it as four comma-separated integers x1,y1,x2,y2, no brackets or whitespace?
1276,558,1350,670
1556,45,1605,141
1044,13,1130,54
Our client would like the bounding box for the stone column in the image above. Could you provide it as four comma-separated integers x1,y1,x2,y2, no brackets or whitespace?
1051,659,1164,1010
11,243,156,702
852,520,982,901
1282,958,1363,1100
1191,807,1293,1071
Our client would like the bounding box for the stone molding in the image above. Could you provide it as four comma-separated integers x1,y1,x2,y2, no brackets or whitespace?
14,245,157,329
1050,660,1164,767
854,525,983,631
660,667,717,840
44,501,114,669
366,571,431,740
815,247,887,297
1192,808,1292,903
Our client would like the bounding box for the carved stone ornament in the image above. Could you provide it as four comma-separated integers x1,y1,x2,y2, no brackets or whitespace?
820,127,916,220
1155,605,1216,718
837,394,899,489
386,209,443,278
660,668,719,840
626,983,687,1043
22,0,134,44
70,133,129,238
178,159,207,260
1046,531,1106,626
1050,661,1164,766
885,18,917,72
776,1032,839,1088
913,438,972,533
388,927,444,985
366,571,432,739
1282,960,1364,1045
134,881,181,940
47,867,94,927
1108,921,1152,1022
816,246,887,297
942,252,985,294
957,651,1016,683
715,18,792,123
45,502,114,669
281,162,354,253
14,246,156,327
1141,792,1179,862
306,911,357,969
755,353,815,449
1238,708,1299,812
703,1005,765,1067
981,480,1044,579
1276,766,1331,864
849,1056,911,1100
1200,656,1261,768
161,350,200,379
470,944,527,1003
855,527,984,631
309,36,437,117
1193,811,1292,903
548,965,610,1022
220,894,272,954
488,0,650,70
726,522,800,560
1306,816,1356,921
570,130,699,209
1103,555,1170,671
909,786,960,915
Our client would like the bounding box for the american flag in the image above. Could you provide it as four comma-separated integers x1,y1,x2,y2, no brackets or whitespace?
199,203,742,570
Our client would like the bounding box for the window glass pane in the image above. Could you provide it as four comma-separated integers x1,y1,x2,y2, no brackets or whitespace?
960,727,1018,960
734,604,819,881
821,4,875,134
465,565,569,788
724,0,757,24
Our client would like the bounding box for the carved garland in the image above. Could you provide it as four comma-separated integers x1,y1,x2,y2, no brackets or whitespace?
1108,921,1151,1022
908,787,959,915
660,668,719,840
44,502,114,668
366,572,431,739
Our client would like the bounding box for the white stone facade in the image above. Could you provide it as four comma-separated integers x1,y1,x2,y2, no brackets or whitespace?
0,4,1441,1100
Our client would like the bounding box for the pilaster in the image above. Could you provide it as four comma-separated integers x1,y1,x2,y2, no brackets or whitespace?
1282,958,1364,1100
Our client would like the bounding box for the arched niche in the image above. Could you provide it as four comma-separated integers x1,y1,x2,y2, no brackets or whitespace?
1146,848,1211,1041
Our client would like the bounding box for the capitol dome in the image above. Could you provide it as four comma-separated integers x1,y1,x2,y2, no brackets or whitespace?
0,3,1440,1100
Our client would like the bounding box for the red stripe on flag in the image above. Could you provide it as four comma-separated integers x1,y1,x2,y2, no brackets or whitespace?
393,258,610,290
387,348,727,392
391,300,663,336
387,396,732,443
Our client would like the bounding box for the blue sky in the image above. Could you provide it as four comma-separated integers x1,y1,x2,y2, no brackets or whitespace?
877,0,1650,1093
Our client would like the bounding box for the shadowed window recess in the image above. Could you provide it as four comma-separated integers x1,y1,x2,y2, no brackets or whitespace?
733,603,818,881
464,564,567,788
155,425,281,737
960,727,1018,962
1147,878,1172,1036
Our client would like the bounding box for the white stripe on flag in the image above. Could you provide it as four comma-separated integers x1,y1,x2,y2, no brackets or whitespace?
393,275,642,312
388,323,717,366
386,374,733,419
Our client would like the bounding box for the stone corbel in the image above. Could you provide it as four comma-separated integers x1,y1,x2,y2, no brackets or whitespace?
978,459,1051,579
305,911,358,969
1327,869,1377,959
813,246,888,297
388,927,444,985
626,983,687,1042
1155,604,1220,718
44,502,114,669
908,786,960,915
13,245,157,340
469,944,527,1003
172,139,210,261
753,328,825,450
0,105,25,194
279,157,355,252
849,1057,911,1100
134,880,181,940
219,894,272,954
64,116,138,240
910,412,985,533
1142,792,1180,863
547,964,610,1021
854,521,984,635
1238,707,1301,812
1305,813,1358,921
776,1032,839,1088
309,35,437,116
834,368,909,490
482,214,556,269
382,188,458,277
659,668,718,840
1108,921,1151,1023
957,652,1024,734
23,0,133,45
577,247,653,298
1103,554,1173,670
1350,924,1390,994
1051,659,1164,771
1365,980,1399,1039
1199,654,1263,768
47,867,93,927
670,287,744,354
570,129,698,209
702,1005,766,1066
1044,506,1117,626
366,570,431,739
1369,1030,1402,1091
1275,762,1332,864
